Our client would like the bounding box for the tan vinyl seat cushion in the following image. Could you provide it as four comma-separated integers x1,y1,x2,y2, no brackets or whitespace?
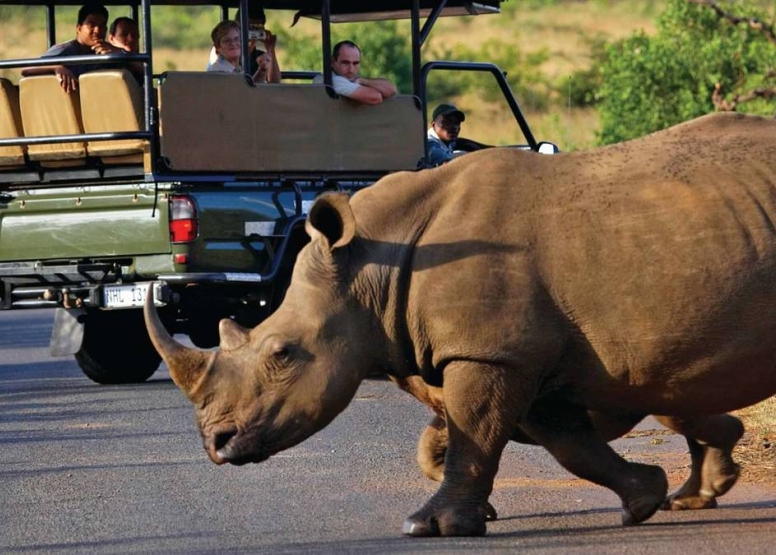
19,75,86,165
79,69,145,161
0,78,26,167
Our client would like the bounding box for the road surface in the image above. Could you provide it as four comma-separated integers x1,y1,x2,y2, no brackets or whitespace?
1,309,775,554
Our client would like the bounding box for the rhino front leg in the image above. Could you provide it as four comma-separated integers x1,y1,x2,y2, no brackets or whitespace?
417,414,498,521
521,400,668,526
403,362,526,537
655,414,744,510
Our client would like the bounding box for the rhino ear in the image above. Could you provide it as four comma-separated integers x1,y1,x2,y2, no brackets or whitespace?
305,193,356,251
219,318,250,351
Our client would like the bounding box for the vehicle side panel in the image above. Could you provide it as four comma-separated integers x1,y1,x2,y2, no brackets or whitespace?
0,184,168,261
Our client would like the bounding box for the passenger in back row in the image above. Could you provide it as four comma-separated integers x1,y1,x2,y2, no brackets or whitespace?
313,40,397,105
207,6,281,84
108,16,139,53
108,16,144,84
21,3,129,94
206,20,273,84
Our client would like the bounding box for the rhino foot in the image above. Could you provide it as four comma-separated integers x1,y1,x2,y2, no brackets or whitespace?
620,464,668,526
661,441,741,512
661,460,739,511
403,506,487,537
661,494,718,511
480,501,498,521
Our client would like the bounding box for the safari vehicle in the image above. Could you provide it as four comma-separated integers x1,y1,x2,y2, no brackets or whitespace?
0,0,556,384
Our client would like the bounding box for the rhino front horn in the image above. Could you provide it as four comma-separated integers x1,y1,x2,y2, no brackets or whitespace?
143,285,213,399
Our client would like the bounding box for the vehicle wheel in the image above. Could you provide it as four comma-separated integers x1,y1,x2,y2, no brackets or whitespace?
75,309,162,384
187,319,220,349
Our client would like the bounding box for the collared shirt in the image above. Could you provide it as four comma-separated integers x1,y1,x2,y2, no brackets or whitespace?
426,127,456,167
42,39,115,78
312,73,360,98
206,55,241,73
208,46,266,75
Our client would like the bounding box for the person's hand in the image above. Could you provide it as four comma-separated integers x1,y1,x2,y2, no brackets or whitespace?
54,66,77,93
252,53,272,84
91,39,122,55
258,53,272,71
262,30,276,51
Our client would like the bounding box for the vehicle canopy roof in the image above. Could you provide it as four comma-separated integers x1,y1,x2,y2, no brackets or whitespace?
0,0,504,17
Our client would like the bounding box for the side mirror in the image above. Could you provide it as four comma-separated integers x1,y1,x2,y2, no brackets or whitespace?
537,141,560,155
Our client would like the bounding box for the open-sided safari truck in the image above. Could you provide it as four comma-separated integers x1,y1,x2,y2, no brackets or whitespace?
0,0,556,384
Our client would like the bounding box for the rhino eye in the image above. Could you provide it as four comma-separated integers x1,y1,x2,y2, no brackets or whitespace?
272,346,290,360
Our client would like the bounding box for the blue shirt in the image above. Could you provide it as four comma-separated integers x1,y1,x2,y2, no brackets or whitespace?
426,127,456,167
42,40,116,78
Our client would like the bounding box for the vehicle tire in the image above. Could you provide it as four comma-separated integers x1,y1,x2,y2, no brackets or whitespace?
187,319,221,349
75,309,162,384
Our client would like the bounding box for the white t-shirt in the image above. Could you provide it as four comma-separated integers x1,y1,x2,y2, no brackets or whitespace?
313,73,360,98
206,56,240,73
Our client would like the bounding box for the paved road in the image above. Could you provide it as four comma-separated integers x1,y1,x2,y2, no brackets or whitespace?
1,310,775,554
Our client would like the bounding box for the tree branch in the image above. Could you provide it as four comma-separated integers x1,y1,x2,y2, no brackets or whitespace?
712,82,776,111
687,0,776,48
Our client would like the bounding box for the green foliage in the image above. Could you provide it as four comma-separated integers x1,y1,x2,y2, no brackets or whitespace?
562,35,608,107
596,0,776,145
150,7,220,50
502,0,562,13
0,6,45,31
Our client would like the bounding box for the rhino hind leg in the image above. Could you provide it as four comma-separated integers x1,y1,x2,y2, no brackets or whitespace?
521,400,667,526
655,414,744,511
417,415,447,482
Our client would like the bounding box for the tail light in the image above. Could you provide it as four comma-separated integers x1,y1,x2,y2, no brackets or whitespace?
170,195,198,243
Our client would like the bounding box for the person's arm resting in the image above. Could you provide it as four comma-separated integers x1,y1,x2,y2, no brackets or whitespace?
358,77,397,99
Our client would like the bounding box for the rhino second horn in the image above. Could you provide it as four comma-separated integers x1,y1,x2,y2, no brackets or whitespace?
219,318,249,351
143,285,213,399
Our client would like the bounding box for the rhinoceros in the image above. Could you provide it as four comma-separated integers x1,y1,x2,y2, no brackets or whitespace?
145,112,776,537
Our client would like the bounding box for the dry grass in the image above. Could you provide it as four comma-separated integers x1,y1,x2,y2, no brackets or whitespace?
430,1,662,82
734,397,776,483
454,95,601,151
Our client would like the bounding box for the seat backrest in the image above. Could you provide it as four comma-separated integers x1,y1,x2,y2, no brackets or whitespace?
19,75,86,165
158,72,424,173
79,69,146,162
0,78,26,167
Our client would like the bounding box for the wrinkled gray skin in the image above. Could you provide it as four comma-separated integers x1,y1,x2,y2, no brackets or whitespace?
146,112,776,537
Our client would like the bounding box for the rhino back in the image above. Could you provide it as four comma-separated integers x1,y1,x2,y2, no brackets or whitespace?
353,113,776,414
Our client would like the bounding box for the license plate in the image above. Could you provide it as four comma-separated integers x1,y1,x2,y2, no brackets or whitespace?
103,283,155,309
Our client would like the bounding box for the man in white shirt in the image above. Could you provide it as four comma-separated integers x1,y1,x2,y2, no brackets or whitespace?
314,40,397,105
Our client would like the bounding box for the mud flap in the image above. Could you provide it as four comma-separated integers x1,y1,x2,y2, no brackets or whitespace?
49,308,85,356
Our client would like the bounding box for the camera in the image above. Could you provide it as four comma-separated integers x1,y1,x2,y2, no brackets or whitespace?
249,27,266,41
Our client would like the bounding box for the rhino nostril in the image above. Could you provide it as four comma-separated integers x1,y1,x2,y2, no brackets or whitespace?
211,429,237,453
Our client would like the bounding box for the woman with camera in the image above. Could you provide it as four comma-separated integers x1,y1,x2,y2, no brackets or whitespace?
206,6,281,84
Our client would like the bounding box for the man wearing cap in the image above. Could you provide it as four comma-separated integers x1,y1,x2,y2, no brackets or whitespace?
427,103,465,166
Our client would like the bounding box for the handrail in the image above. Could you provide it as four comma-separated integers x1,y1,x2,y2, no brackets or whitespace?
280,70,318,81
0,131,152,148
0,53,151,71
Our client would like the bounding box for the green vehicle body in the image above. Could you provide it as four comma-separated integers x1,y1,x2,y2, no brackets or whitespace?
0,0,555,384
